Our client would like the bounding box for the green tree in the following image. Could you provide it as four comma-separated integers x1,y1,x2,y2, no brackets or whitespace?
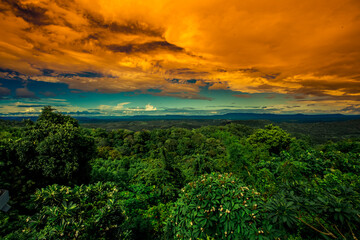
37,106,78,126
247,124,293,155
16,106,95,185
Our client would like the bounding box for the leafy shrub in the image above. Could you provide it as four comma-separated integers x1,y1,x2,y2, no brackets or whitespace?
166,173,275,239
247,124,293,155
16,182,127,240
323,151,360,175
0,209,27,238
265,191,299,232
0,138,35,206
267,179,360,239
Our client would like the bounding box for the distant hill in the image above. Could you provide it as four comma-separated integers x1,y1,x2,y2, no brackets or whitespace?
278,119,360,144
2,112,360,123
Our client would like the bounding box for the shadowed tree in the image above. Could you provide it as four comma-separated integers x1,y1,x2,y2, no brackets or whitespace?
16,106,95,185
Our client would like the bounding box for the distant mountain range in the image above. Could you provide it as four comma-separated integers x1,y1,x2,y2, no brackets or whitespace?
2,113,360,123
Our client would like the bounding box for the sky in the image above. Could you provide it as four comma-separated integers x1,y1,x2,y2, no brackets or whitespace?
0,0,360,116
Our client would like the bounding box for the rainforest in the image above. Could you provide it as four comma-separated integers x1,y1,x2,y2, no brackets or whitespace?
1,0,360,238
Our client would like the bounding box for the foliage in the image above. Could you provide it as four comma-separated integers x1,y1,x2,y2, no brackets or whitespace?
166,173,276,239
266,191,298,231
90,158,130,186
265,179,360,239
118,183,170,240
37,106,79,127
248,124,293,154
15,107,95,185
0,135,35,207
0,209,27,238
13,182,127,240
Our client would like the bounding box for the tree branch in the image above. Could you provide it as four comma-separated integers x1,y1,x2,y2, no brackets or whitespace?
296,217,337,239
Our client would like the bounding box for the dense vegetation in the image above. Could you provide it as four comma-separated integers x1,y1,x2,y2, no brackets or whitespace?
80,118,360,144
1,107,359,239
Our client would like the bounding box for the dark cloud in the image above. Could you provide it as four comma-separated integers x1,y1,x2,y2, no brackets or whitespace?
0,5,7,13
238,68,259,73
289,87,353,100
278,79,360,100
60,71,105,78
167,78,199,84
16,104,46,108
81,33,101,42
84,11,163,37
165,79,214,89
292,88,328,97
233,94,252,98
0,68,22,78
0,86,11,96
145,88,162,93
3,0,52,26
166,68,209,76
262,73,280,80
52,0,76,10
341,105,360,113
40,91,57,97
186,79,197,84
15,87,37,98
301,80,360,91
42,69,55,76
106,41,183,54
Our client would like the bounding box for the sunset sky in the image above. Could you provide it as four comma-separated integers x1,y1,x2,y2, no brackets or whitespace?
1,0,360,116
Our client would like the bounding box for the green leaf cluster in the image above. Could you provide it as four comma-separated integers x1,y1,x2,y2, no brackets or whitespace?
167,173,275,239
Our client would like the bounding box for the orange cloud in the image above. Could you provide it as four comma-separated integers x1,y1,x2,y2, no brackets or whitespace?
0,0,359,102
